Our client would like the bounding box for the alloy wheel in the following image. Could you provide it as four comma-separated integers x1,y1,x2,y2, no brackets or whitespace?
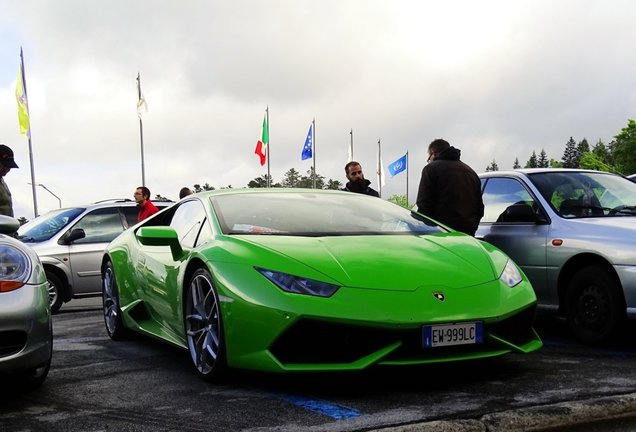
185,271,222,376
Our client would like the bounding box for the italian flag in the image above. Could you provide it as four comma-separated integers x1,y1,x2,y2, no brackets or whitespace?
254,114,268,166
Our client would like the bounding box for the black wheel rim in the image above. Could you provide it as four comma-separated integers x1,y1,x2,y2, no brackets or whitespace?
575,284,609,331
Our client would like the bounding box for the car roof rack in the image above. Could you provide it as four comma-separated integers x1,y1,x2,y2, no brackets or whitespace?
93,199,134,203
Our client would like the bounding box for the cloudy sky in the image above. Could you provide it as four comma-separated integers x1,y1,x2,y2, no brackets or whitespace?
2,0,636,219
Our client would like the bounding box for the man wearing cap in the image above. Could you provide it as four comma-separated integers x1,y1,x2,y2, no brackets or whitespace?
0,144,19,217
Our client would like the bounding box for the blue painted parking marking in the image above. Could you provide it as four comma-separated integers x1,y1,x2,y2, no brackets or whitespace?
281,395,361,419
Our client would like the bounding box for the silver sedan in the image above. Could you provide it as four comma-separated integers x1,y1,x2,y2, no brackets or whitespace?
477,169,636,344
0,215,52,389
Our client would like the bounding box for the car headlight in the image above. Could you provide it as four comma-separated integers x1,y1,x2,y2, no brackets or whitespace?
0,243,32,292
499,259,522,288
256,267,339,297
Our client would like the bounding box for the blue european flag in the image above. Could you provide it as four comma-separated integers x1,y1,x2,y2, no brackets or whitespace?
301,124,313,160
388,154,407,177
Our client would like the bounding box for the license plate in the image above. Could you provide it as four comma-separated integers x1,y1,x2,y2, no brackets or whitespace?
422,322,484,348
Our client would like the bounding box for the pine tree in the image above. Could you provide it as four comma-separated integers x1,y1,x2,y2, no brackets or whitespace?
193,183,215,192
247,174,273,188
577,138,590,155
592,139,611,165
298,168,325,189
325,179,343,190
525,151,538,168
513,158,521,169
562,137,579,168
537,149,549,168
281,168,302,188
485,159,499,171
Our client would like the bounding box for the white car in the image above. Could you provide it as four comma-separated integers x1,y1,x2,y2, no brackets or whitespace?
0,215,52,389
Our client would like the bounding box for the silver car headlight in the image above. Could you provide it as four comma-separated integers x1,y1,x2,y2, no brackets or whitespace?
256,268,339,297
499,259,522,288
0,243,32,292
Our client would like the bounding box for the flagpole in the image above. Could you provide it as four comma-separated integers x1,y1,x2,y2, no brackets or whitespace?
349,128,354,161
312,117,316,189
20,48,39,217
137,73,146,187
377,138,382,198
406,150,409,206
266,106,270,188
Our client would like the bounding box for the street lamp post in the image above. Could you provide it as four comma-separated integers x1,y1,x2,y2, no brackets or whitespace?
28,183,61,209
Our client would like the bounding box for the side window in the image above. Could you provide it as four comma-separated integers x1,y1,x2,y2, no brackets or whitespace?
482,178,536,223
72,208,126,244
170,200,208,248
121,206,138,229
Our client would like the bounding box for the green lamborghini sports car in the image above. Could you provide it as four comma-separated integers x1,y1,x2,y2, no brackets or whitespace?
101,189,542,380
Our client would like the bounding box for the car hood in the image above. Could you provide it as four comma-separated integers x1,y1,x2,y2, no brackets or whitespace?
228,233,498,290
565,216,636,231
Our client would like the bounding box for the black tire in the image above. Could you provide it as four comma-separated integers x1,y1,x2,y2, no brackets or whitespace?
565,265,625,344
102,261,129,340
185,268,227,381
45,271,64,313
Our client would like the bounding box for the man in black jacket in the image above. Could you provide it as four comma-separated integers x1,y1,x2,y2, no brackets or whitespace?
343,161,379,197
416,139,484,236
0,144,19,217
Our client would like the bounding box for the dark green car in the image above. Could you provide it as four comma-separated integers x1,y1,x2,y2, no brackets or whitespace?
102,189,541,381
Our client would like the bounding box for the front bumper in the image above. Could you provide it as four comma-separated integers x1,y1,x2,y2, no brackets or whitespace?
0,282,52,373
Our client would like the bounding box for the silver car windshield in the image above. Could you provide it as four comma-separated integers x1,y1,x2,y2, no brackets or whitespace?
17,207,85,242
529,171,636,218
210,192,444,236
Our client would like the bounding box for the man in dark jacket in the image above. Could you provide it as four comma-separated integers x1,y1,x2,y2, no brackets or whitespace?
416,139,484,236
0,144,19,217
343,161,379,197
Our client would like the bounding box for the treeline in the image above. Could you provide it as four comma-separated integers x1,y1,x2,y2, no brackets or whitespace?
485,119,636,175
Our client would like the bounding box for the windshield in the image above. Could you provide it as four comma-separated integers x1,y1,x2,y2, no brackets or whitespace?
210,192,444,236
17,207,85,242
528,171,636,218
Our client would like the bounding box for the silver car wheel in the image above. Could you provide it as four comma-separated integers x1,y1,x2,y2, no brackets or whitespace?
102,261,128,340
47,280,58,307
45,271,64,313
185,269,223,378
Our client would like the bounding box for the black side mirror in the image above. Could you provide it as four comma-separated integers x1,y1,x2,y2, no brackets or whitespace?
64,228,86,244
497,203,547,224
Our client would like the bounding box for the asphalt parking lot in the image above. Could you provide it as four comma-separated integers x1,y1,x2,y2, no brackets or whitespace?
4,297,636,431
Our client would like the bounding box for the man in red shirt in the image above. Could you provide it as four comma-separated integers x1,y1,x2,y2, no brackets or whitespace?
134,186,159,222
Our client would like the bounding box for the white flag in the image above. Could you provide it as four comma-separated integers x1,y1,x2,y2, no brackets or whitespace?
137,94,148,119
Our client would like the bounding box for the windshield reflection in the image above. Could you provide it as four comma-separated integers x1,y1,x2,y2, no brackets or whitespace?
529,171,636,218
17,208,85,242
211,192,444,236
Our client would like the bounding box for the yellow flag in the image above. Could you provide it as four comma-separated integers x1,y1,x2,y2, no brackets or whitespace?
15,63,30,137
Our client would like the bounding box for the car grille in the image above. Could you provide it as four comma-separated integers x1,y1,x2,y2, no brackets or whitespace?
269,305,537,365
0,331,27,357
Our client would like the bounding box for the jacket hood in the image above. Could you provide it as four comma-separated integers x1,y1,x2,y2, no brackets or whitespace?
344,179,372,193
436,146,461,161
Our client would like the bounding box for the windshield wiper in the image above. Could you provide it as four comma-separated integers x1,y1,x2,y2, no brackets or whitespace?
609,205,636,215
16,235,35,242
